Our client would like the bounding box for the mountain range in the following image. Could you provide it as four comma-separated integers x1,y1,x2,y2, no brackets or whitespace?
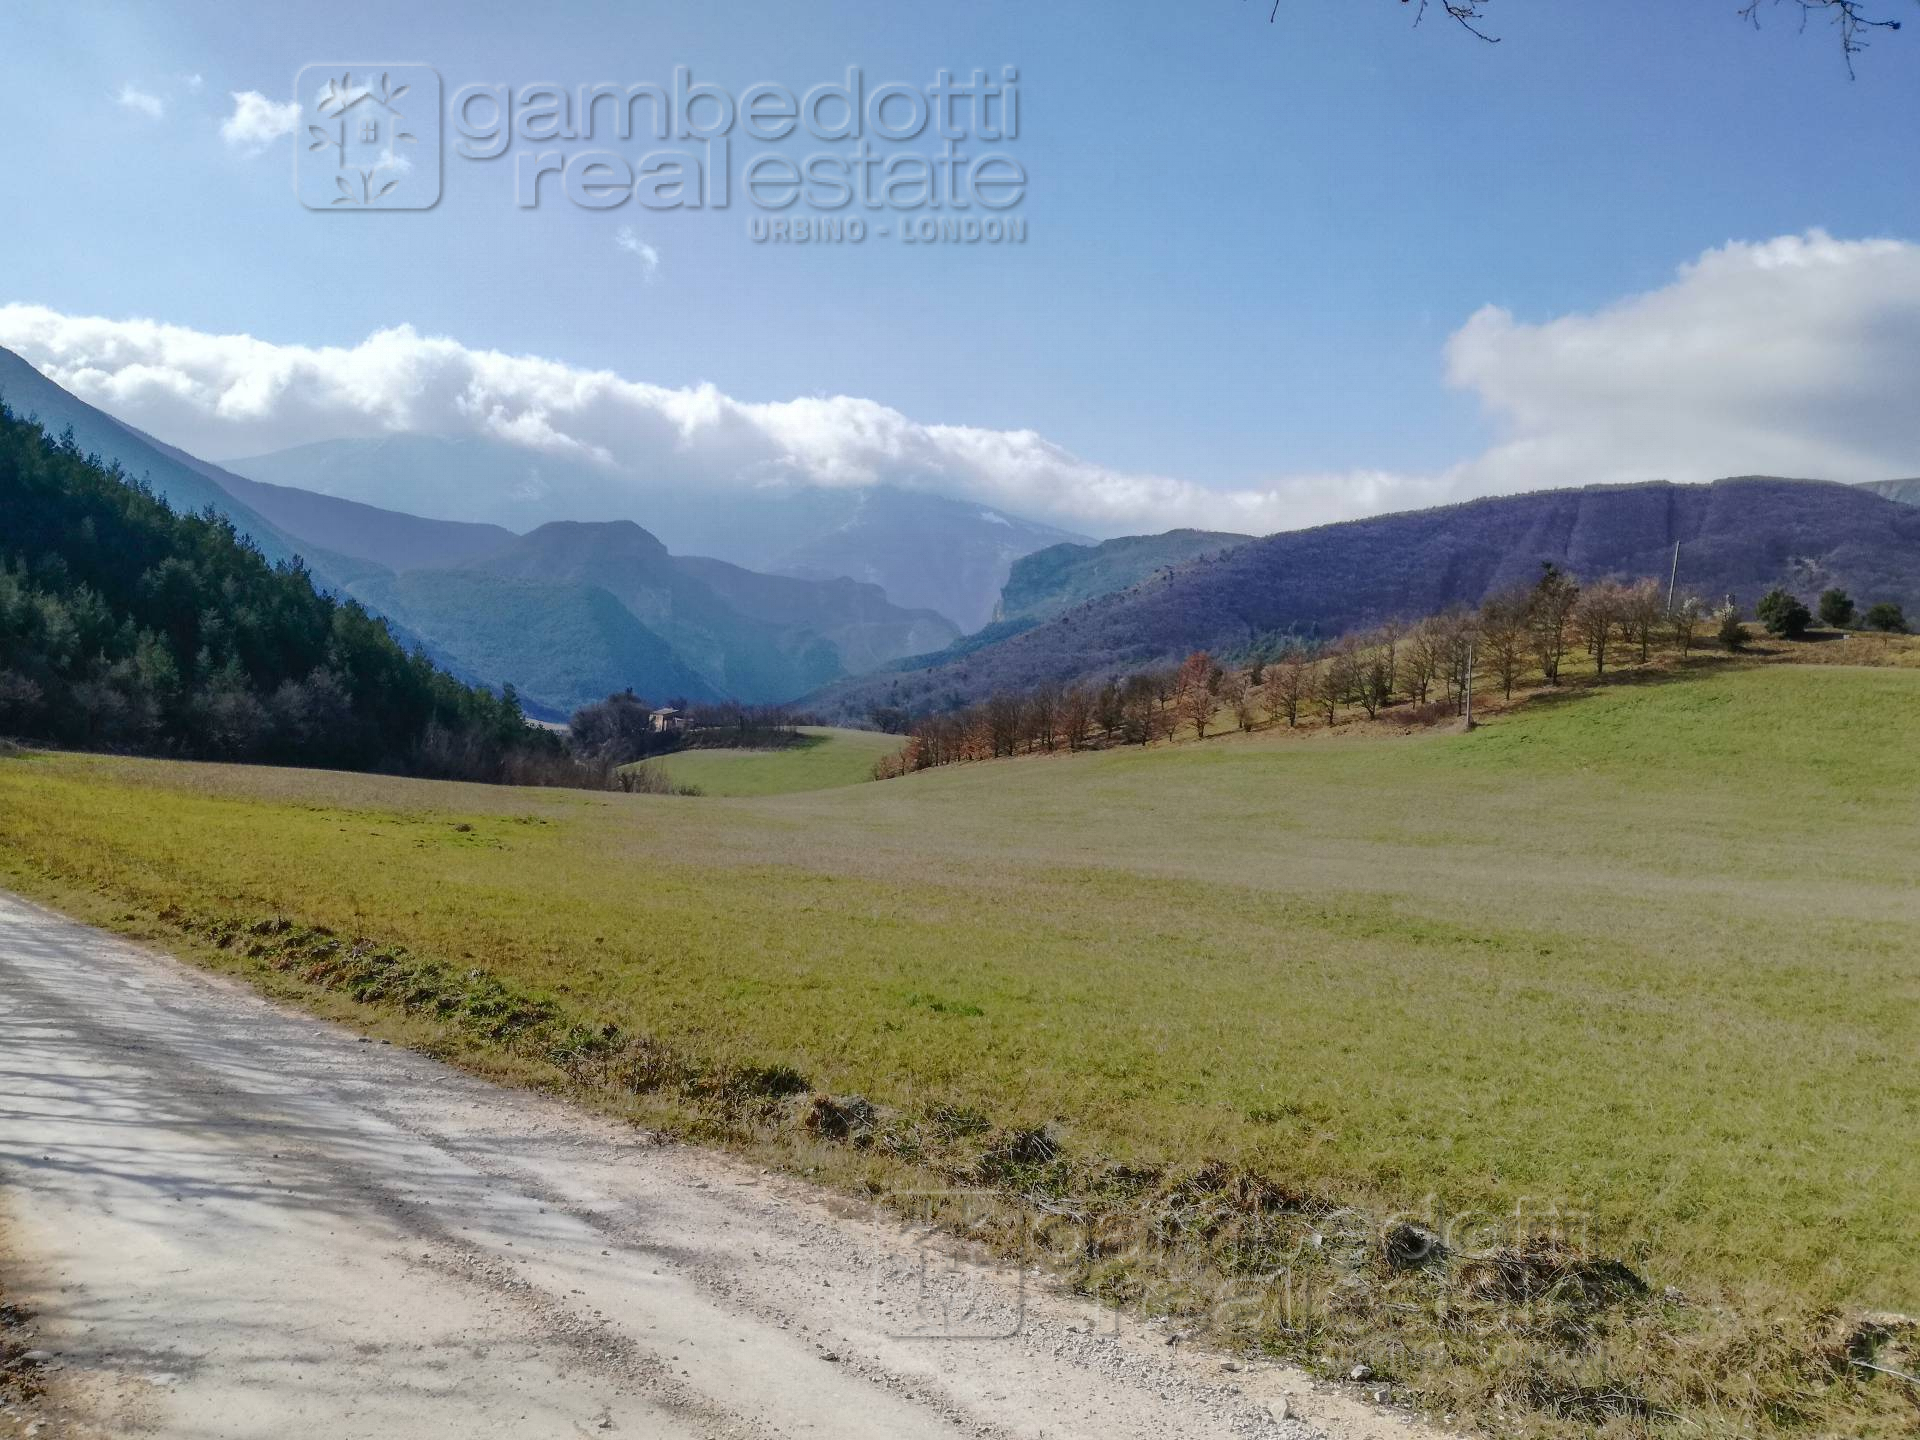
11,343,1920,728
226,435,1085,631
0,349,966,716
810,477,1920,722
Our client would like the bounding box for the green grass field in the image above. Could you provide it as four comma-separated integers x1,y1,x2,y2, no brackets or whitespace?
3,663,1917,1434
644,726,903,796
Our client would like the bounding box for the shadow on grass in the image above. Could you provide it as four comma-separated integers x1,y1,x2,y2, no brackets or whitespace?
676,729,826,756
1477,653,1759,723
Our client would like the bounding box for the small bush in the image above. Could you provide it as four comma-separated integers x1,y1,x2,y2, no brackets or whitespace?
1818,589,1856,628
616,760,700,796
1863,601,1908,633
1717,610,1750,651
1756,588,1812,639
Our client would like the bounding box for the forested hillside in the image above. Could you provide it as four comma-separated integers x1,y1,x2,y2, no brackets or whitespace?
0,406,567,778
814,477,1920,720
995,529,1251,624
0,345,355,586
349,566,723,712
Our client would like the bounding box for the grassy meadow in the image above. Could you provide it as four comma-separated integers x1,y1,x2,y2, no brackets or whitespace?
3,661,1918,1434
644,725,904,796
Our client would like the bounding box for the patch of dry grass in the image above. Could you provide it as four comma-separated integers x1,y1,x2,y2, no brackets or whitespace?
1748,630,1920,668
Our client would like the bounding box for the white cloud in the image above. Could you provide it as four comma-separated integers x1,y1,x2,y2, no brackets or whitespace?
116,85,165,120
183,73,205,93
1,231,1916,538
615,226,661,280
1443,230,1920,495
219,91,299,154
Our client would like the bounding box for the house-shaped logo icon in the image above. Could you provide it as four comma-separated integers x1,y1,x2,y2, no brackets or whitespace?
295,65,441,210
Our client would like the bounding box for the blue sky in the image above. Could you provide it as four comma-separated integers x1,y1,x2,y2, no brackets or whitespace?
2,0,1918,535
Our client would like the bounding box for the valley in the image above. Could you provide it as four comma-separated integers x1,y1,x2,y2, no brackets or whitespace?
7,11,1920,1438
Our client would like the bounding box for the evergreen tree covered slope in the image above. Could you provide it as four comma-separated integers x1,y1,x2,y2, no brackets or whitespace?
0,406,553,775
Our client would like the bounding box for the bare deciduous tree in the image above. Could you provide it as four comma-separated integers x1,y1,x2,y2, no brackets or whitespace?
1573,581,1629,677
1263,646,1310,727
984,692,1025,757
1316,644,1356,726
1529,564,1579,685
1453,614,1481,713
1478,590,1529,699
1176,651,1217,739
1256,0,1914,72
1358,654,1391,719
1362,621,1403,697
1060,686,1094,752
1623,578,1665,664
1741,0,1912,73
1028,685,1061,752
1404,618,1444,706
1225,671,1259,732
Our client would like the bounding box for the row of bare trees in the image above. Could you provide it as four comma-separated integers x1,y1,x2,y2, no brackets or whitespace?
873,566,1730,778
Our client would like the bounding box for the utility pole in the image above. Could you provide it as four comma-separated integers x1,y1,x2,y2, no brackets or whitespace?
1666,540,1682,614
1463,641,1476,730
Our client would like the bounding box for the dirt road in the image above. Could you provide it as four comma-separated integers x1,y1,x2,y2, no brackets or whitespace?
0,891,1410,1440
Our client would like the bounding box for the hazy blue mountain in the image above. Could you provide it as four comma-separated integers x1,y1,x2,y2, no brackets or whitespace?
228,434,1086,628
996,529,1253,624
350,569,720,718
462,521,955,701
1858,479,1920,507
810,477,1920,722
673,554,957,675
766,486,1086,630
227,433,598,534
198,467,517,574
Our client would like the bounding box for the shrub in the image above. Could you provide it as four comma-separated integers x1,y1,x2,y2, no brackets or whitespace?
1716,609,1749,651
569,690,658,766
615,760,700,796
1863,601,1909,633
1755,588,1812,639
1817,589,1855,628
